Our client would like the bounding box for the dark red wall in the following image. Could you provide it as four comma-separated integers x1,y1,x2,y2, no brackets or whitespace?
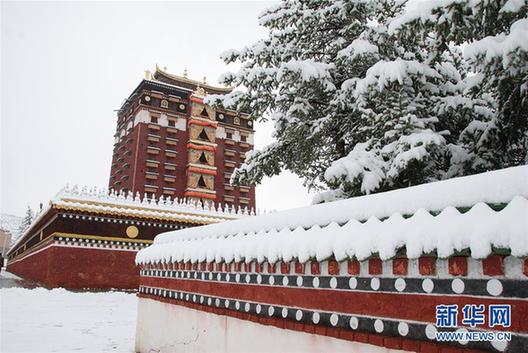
8,245,139,290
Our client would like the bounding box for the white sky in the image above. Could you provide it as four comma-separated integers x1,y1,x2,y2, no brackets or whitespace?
0,1,313,217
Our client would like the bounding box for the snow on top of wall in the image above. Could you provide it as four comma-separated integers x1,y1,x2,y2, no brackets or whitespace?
137,166,528,265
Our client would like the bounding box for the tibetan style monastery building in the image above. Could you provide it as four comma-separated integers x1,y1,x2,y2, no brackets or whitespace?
109,66,256,211
6,68,257,290
6,186,247,290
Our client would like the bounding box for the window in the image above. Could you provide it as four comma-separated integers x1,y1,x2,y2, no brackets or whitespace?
226,132,232,139
198,129,210,141
168,120,175,127
241,135,247,142
199,152,208,164
198,176,207,188
151,116,158,123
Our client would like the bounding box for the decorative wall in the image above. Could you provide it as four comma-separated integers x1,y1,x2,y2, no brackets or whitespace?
137,255,528,352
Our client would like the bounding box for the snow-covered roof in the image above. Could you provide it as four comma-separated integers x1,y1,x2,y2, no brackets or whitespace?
52,185,252,223
136,166,528,265
8,185,250,256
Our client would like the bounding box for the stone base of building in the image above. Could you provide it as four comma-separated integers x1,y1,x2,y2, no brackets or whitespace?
7,240,140,290
135,297,406,353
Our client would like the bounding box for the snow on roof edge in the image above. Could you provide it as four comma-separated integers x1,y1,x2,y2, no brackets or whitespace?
153,166,528,245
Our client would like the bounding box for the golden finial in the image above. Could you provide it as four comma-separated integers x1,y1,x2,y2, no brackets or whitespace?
163,66,167,71
144,70,152,80
203,76,207,84
194,85,206,97
183,68,188,78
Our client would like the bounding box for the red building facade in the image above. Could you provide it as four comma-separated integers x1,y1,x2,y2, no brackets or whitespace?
109,68,256,211
5,186,244,290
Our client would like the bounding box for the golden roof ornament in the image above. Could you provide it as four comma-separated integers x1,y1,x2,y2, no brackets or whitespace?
194,85,207,97
183,68,188,78
203,76,207,84
144,70,152,80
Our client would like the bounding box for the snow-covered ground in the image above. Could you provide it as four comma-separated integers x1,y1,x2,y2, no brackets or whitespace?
0,271,137,352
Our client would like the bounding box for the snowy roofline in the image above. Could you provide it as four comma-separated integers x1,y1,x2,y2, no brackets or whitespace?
136,166,528,264
54,185,255,218
7,185,253,255
154,166,528,244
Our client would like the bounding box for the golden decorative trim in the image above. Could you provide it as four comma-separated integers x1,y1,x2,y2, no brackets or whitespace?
155,67,232,93
126,226,139,239
187,163,217,171
185,187,216,195
53,232,152,244
188,139,217,147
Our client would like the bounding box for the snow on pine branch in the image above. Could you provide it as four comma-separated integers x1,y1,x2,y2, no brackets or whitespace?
324,143,387,194
337,39,379,60
464,18,528,71
349,59,441,97
325,131,447,194
277,59,336,91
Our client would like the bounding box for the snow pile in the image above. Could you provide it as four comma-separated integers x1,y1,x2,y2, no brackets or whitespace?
137,166,528,265
0,287,136,353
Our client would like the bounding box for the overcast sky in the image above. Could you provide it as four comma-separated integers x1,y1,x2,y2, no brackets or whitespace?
1,1,314,217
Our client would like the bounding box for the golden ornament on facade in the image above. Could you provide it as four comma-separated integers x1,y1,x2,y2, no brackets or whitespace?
161,99,169,108
194,86,206,97
234,116,241,125
126,225,139,238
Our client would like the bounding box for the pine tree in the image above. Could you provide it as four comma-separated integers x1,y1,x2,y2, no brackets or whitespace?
388,0,528,175
208,0,527,201
18,206,34,236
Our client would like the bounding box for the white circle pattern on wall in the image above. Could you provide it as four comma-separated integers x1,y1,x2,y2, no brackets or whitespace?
398,322,409,336
374,319,384,333
451,278,465,294
330,314,339,326
349,317,359,330
312,312,320,324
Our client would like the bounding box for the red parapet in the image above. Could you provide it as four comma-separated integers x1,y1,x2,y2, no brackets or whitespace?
188,119,218,128
190,96,204,104
187,167,217,176
186,143,216,152
184,191,216,200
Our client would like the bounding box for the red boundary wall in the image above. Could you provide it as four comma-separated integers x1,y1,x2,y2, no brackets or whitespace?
137,255,528,353
8,243,139,290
